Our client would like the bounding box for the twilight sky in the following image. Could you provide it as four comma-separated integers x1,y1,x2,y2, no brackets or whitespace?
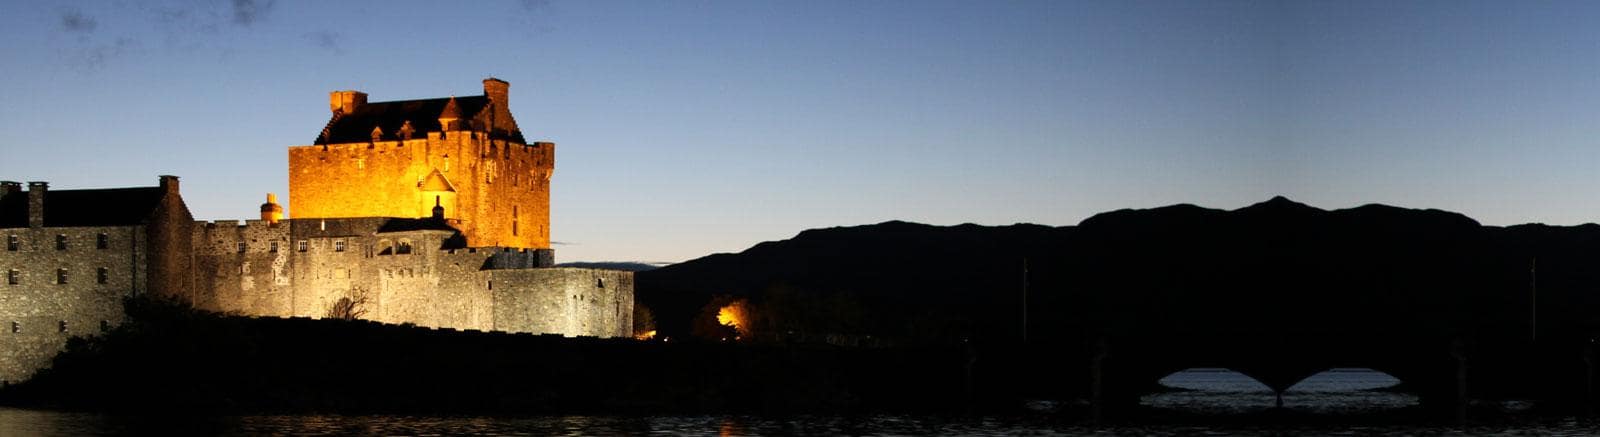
2,1,1599,263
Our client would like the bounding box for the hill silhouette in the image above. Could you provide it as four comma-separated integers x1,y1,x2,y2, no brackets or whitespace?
637,197,1600,346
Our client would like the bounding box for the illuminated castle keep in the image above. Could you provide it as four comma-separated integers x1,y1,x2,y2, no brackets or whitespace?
2,79,633,384
291,78,552,249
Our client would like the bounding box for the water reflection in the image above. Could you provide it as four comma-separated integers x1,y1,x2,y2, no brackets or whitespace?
1,407,1597,436
1142,368,1419,414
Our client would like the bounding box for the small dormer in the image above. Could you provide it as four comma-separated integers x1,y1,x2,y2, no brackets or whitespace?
398,120,415,140
370,126,384,142
438,96,461,131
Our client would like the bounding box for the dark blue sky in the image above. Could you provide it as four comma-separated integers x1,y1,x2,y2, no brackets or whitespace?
2,1,1599,262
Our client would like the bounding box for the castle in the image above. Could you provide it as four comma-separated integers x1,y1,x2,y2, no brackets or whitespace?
1,79,633,383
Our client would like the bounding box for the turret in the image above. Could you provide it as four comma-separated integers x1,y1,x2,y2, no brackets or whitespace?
260,193,284,224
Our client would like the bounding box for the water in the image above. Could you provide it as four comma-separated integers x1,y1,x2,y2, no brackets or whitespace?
0,408,1595,436
0,369,1594,435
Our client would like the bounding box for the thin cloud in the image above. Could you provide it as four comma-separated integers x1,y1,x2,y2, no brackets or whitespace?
231,0,274,26
69,37,137,71
60,9,98,33
303,30,343,54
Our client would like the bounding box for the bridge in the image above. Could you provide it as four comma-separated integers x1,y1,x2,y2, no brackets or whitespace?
986,198,1600,419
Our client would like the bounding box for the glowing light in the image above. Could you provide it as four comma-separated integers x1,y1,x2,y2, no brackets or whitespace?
717,305,741,328
635,330,657,340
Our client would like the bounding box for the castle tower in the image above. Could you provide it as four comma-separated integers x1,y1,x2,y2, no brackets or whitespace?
260,193,284,224
288,78,552,249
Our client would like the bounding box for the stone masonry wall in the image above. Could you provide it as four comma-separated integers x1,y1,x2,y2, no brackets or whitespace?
488,268,634,338
192,220,293,315
0,226,144,383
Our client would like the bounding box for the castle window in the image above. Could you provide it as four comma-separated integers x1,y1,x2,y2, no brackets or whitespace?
100,320,110,333
96,233,108,249
55,234,67,250
97,267,108,284
396,240,413,255
297,240,308,252
512,206,519,236
10,322,17,333
58,321,66,333
56,268,67,284
335,240,346,252
270,241,279,253
6,270,17,285
6,235,15,251
597,278,605,288
237,242,247,253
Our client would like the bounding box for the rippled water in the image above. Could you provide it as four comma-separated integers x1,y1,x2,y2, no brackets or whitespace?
0,408,1596,436
0,369,1594,435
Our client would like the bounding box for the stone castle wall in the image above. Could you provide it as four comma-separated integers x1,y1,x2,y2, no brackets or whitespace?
489,268,634,337
0,226,146,384
287,136,553,249
189,218,630,338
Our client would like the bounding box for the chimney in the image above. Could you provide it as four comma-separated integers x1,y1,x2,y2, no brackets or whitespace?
482,78,513,133
0,181,19,196
159,175,180,196
27,181,47,228
329,90,368,115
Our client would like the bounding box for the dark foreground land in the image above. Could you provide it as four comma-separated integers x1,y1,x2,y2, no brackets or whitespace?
3,299,1592,429
0,299,976,416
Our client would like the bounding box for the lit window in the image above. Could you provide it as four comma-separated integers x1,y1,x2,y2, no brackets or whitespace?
297,240,308,252
96,233,108,249
56,268,67,285
5,235,16,251
237,242,247,253
97,267,108,284
335,240,346,252
6,270,17,285
270,241,279,253
55,234,66,250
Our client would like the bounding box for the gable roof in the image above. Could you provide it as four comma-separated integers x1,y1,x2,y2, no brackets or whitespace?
0,187,167,228
315,95,527,144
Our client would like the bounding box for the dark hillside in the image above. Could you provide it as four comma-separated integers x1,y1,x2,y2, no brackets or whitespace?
639,198,1600,347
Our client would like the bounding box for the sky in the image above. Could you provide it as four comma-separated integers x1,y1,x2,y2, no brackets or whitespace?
2,1,1599,264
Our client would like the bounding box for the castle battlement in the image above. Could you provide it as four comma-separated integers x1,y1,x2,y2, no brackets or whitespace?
1,79,632,385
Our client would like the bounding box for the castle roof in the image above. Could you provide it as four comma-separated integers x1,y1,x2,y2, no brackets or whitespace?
315,95,526,144
377,217,461,234
0,187,167,228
